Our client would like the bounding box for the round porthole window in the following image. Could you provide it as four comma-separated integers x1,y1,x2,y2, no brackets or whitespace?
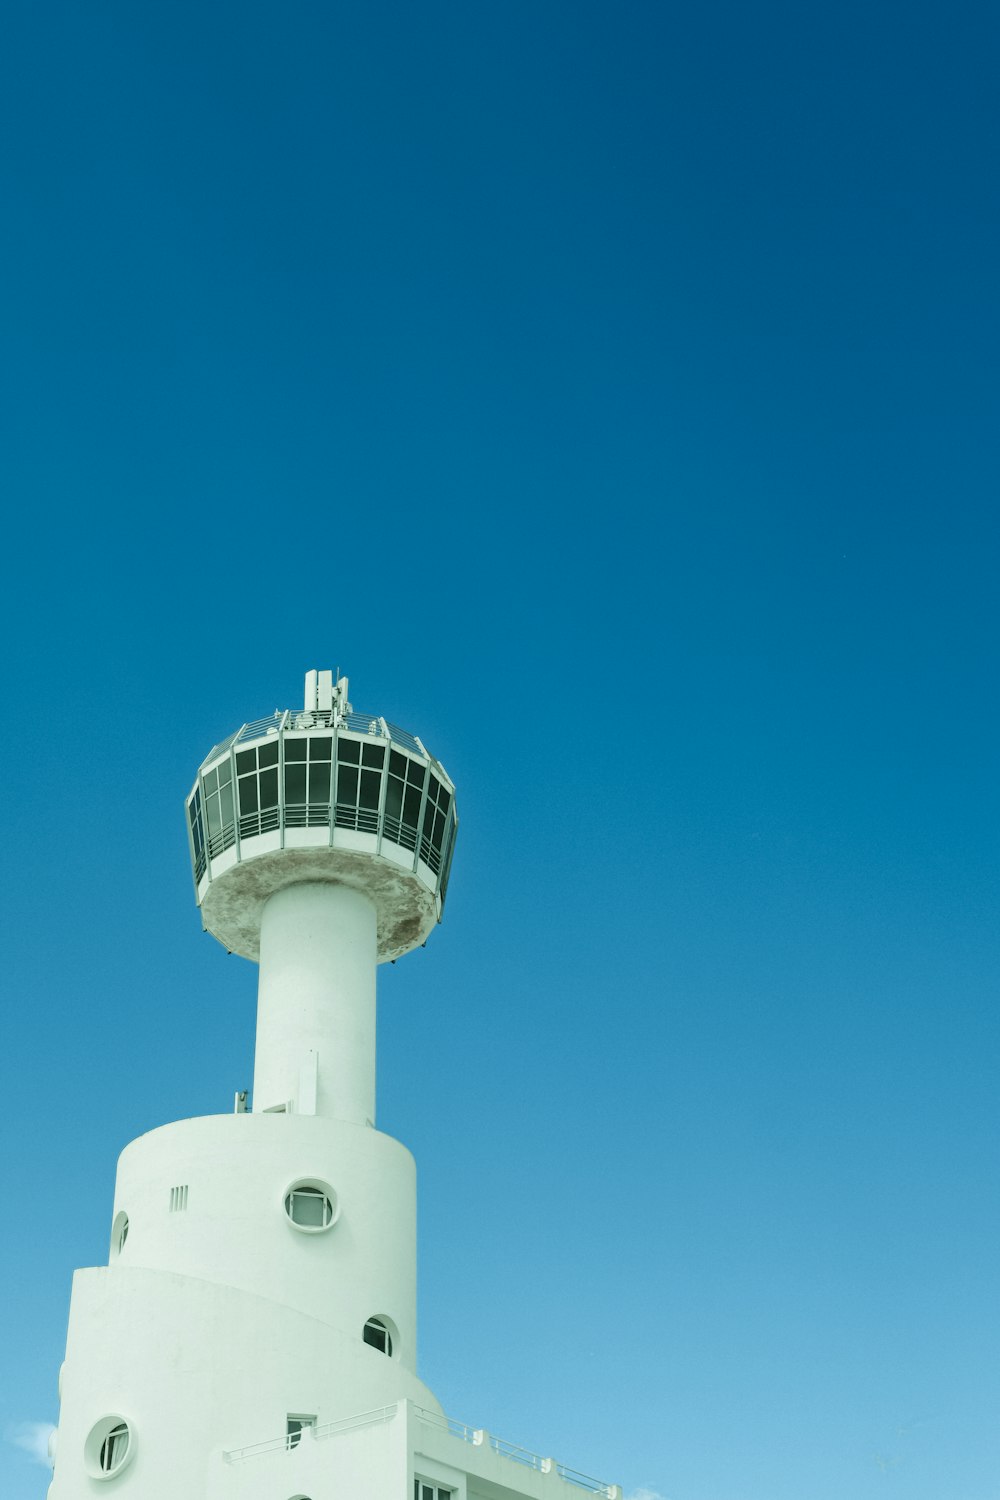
283,1180,338,1233
84,1415,134,1479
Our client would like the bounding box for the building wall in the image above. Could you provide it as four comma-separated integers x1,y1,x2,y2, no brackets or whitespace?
49,1112,441,1497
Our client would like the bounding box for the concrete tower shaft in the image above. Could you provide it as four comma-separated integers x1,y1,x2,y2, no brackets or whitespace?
254,882,378,1122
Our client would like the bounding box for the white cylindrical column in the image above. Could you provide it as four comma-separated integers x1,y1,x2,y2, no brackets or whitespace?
253,882,377,1123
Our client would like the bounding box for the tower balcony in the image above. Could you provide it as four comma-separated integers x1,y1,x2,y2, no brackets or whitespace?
186,703,458,964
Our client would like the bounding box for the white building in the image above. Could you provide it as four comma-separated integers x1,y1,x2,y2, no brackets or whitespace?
48,669,621,1500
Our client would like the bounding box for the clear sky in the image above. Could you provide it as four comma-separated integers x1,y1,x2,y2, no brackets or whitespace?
0,3,997,1498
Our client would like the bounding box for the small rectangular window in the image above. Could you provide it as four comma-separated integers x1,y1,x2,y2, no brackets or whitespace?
169,1184,189,1212
286,1414,316,1450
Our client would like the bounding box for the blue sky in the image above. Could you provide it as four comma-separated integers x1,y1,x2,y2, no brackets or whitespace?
1,2,998,1497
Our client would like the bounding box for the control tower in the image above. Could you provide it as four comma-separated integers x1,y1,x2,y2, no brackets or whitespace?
47,669,620,1500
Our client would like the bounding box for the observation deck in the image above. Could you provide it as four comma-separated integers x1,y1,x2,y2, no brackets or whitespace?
185,672,458,964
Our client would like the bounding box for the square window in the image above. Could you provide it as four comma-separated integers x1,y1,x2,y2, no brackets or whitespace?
286,1414,316,1449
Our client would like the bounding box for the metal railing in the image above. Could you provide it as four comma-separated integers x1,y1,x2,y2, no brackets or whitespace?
202,709,432,770
314,1405,398,1442
413,1406,617,1497
223,1401,616,1495
411,1407,477,1444
224,1404,398,1463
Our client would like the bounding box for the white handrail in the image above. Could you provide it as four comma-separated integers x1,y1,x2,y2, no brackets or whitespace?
224,1403,397,1463
413,1405,617,1496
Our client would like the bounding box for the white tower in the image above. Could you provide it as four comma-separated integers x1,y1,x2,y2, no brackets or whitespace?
48,669,620,1500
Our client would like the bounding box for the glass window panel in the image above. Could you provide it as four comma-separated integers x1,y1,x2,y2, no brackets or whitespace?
337,765,359,804
309,763,331,803
423,800,436,836
218,760,232,787
408,761,427,787
385,779,403,819
258,740,279,768
432,808,446,849
288,1188,328,1226
259,768,279,809
428,776,441,808
285,738,307,761
220,782,234,824
359,768,381,809
236,749,256,775
285,764,307,804
338,738,361,764
239,776,259,814
203,768,218,796
310,736,332,761
389,750,407,778
101,1424,129,1471
438,784,452,813
403,784,422,824
362,743,385,768
363,1318,388,1352
206,794,222,837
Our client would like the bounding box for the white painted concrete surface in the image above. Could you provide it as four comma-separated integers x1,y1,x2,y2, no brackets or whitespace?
254,882,377,1122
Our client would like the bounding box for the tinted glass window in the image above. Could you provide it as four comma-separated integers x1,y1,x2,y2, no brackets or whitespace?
403,784,422,823
385,778,403,819
360,768,381,809
285,764,307,803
